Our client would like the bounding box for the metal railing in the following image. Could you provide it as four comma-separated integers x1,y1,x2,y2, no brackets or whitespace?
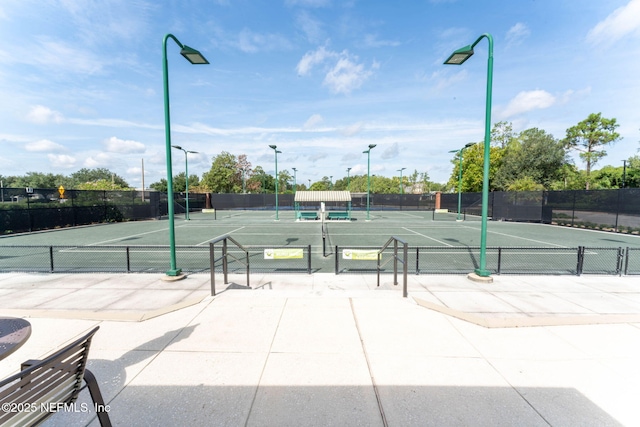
209,235,249,296
377,237,409,298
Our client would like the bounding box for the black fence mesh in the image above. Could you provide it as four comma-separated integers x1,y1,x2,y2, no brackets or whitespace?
0,244,312,274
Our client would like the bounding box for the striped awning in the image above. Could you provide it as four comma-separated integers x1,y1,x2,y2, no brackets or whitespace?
294,191,352,202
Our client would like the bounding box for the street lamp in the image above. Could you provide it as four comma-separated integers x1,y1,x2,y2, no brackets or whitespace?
397,167,406,194
448,143,475,221
172,145,198,221
268,145,281,220
163,34,208,277
363,144,377,220
292,167,297,194
445,33,493,279
346,167,352,191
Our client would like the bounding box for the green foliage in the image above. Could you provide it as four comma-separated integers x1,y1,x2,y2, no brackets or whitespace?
494,128,566,190
201,151,239,193
447,142,504,192
506,176,545,191
563,113,621,189
75,180,132,191
70,168,129,188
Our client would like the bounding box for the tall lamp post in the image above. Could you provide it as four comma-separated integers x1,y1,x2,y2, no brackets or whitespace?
346,167,352,191
171,145,198,221
268,145,281,220
397,167,406,194
163,34,208,277
363,144,377,220
448,143,475,221
444,33,493,278
292,167,298,194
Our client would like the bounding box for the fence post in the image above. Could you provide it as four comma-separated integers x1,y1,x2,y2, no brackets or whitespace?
497,247,502,275
223,238,228,284
393,240,398,287
307,245,311,274
624,247,630,276
576,246,585,276
209,242,216,296
402,242,408,298
616,247,624,276
415,247,420,275
334,246,339,274
49,246,54,273
126,246,131,273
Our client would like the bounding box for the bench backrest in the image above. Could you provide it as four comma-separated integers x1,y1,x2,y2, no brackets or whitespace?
0,326,99,426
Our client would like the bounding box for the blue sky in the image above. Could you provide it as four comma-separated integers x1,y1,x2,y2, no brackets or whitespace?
1,0,639,188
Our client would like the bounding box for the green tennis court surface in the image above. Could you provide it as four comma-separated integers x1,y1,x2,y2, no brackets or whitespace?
2,210,640,274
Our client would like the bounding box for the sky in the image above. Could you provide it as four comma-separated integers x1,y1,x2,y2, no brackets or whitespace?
1,0,640,189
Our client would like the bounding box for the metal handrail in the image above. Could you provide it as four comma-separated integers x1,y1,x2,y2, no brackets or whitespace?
209,235,250,295
377,236,409,297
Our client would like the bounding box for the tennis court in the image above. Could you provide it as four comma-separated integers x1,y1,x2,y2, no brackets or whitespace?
1,210,640,275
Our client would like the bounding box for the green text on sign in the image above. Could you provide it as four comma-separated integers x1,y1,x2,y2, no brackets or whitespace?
342,249,380,261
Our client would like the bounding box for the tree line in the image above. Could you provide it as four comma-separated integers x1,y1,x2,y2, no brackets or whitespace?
447,113,639,192
3,112,637,194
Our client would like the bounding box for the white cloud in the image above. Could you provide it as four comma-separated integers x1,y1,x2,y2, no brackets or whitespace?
296,46,336,75
84,152,115,168
587,0,640,45
323,55,376,94
296,11,324,43
308,152,328,161
26,105,64,124
303,114,324,129
362,34,401,48
505,23,530,48
381,142,400,160
341,122,364,136
47,154,75,168
25,139,65,152
103,136,145,153
499,90,556,118
236,28,293,53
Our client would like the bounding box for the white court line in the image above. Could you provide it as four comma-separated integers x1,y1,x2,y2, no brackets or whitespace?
87,226,176,246
402,227,454,247
197,226,246,246
461,225,568,247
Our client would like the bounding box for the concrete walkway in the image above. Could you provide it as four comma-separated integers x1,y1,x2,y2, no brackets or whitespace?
1,272,639,426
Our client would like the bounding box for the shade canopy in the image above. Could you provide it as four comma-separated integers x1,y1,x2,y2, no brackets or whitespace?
295,191,351,202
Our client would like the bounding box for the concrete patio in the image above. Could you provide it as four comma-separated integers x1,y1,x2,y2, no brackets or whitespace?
0,272,639,426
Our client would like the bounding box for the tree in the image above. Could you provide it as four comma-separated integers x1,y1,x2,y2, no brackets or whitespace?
8,172,68,189
447,142,504,192
75,180,131,191
201,152,239,193
150,179,168,192
236,154,252,193
172,172,201,193
490,121,515,148
70,168,129,188
563,113,621,189
247,166,273,193
494,128,566,190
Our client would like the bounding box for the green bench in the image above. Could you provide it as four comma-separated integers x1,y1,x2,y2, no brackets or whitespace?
297,211,318,220
327,211,350,220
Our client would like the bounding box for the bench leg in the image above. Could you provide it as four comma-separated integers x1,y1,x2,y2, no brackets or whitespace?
84,369,113,427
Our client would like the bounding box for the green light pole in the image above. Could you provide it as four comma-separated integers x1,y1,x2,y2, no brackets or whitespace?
363,144,376,220
172,145,198,221
346,167,352,191
268,145,281,220
397,167,406,194
448,142,475,221
292,167,297,194
163,34,208,277
444,33,493,278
